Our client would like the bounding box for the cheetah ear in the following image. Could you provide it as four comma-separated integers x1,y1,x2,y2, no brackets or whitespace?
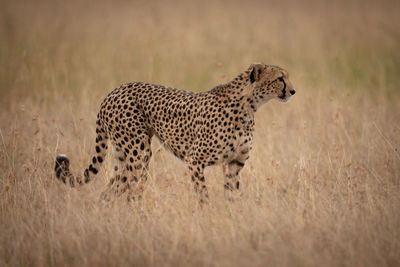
249,63,264,83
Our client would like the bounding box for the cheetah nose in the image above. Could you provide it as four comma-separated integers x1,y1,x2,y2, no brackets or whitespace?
289,90,296,95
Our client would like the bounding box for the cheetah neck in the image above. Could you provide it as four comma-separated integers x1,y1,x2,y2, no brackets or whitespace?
209,71,260,116
209,71,251,99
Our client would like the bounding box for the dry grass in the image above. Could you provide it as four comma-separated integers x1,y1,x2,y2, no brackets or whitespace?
1,0,400,266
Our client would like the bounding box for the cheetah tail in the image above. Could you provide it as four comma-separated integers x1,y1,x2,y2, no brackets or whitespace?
54,119,108,187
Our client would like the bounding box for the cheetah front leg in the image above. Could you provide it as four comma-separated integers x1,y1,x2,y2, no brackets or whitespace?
188,162,209,204
223,160,245,201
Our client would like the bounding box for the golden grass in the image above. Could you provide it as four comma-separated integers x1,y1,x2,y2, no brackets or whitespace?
1,0,400,266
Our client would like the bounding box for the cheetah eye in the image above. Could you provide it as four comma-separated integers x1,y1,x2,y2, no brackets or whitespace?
278,77,284,82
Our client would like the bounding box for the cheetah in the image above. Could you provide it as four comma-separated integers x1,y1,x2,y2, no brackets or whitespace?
55,63,296,203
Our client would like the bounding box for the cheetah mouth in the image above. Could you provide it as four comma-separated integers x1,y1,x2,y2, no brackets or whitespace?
278,96,291,102
278,79,287,100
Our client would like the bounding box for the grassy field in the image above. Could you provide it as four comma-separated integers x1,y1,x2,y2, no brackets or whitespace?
1,0,400,266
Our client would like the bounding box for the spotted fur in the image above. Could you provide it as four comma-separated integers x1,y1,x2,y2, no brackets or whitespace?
54,63,296,202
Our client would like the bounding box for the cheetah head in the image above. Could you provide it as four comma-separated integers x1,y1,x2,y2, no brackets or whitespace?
247,63,295,104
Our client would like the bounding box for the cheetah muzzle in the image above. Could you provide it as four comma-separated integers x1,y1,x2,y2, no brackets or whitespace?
54,63,296,203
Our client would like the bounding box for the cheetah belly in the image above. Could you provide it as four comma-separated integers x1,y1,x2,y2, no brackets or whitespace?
151,112,195,161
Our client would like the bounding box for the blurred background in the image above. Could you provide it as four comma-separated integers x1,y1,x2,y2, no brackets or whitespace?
1,0,399,101
0,0,399,266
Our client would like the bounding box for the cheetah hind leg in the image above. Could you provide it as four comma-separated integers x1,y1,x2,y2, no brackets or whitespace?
125,135,152,203
100,144,130,202
100,134,152,203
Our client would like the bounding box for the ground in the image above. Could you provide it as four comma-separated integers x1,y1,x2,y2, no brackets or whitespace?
0,0,399,266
